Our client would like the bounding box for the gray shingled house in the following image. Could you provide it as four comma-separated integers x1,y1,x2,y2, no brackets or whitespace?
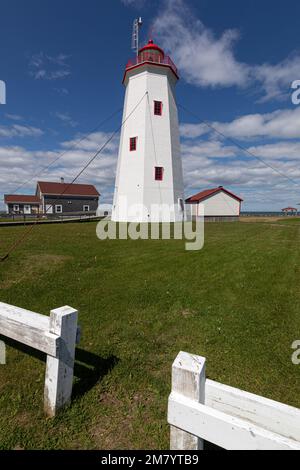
5,180,100,216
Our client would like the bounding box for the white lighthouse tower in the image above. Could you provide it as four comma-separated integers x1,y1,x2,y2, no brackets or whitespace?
112,37,184,222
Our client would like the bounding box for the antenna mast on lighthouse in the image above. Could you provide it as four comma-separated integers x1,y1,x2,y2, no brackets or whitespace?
131,17,143,58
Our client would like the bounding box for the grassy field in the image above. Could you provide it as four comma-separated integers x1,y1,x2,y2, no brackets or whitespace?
0,219,300,449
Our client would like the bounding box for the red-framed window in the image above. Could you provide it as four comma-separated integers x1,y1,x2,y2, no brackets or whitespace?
129,136,137,151
155,166,164,181
154,101,162,116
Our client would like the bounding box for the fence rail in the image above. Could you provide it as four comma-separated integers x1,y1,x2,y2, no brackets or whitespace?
0,302,80,417
168,351,300,450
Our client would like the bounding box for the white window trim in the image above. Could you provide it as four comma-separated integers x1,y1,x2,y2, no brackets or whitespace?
55,205,63,213
13,204,19,212
83,205,90,212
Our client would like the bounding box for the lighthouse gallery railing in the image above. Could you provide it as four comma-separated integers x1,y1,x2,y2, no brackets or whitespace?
125,53,178,76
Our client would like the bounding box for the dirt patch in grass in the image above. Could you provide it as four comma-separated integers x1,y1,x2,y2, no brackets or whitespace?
14,410,32,427
90,391,156,449
180,309,195,317
0,253,73,289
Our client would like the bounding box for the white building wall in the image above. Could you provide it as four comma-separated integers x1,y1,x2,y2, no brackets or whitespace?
112,64,184,222
192,192,240,217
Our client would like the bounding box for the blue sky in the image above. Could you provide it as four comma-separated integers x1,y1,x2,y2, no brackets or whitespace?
1,0,300,210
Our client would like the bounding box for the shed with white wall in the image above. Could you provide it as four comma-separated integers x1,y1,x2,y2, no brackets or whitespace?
186,186,243,222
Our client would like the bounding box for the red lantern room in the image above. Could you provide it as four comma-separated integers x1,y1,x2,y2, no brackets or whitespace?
123,38,178,84
138,39,165,63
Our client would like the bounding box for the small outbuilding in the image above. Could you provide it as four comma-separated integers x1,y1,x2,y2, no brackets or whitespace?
185,186,243,222
281,207,298,216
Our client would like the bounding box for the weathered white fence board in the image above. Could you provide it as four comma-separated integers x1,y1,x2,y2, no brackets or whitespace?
169,392,300,450
168,351,300,450
170,351,205,450
0,303,59,357
44,306,78,417
0,302,80,417
206,379,300,443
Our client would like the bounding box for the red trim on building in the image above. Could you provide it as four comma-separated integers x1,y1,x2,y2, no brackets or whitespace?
186,186,243,204
154,100,163,116
155,167,164,181
129,136,137,152
4,195,41,204
122,61,179,84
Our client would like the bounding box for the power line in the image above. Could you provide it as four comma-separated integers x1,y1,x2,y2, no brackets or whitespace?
178,103,300,189
0,93,147,262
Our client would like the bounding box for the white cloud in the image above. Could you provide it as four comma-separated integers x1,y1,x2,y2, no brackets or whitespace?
247,141,300,160
54,88,69,96
121,0,145,7
181,107,300,141
4,114,23,121
181,140,236,159
0,124,44,138
153,0,249,88
29,52,71,81
61,131,119,153
54,112,78,128
153,0,300,101
0,131,119,207
254,54,300,102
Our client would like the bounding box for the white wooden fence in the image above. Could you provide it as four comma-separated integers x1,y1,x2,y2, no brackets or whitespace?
0,301,80,417
168,351,300,450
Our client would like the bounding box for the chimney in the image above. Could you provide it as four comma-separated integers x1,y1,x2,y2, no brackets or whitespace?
60,177,65,184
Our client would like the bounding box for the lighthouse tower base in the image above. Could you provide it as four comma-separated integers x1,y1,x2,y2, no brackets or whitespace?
112,196,185,223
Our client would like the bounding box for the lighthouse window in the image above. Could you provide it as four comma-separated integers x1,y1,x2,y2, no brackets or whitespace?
154,101,162,116
155,166,164,181
130,137,137,151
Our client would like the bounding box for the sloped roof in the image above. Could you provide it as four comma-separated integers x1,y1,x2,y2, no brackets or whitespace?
37,181,100,197
4,195,41,204
282,207,297,211
186,186,243,203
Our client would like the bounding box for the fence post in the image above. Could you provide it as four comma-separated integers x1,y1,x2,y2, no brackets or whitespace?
169,351,206,450
44,306,78,417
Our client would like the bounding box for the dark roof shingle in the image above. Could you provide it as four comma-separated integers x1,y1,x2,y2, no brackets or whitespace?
37,181,100,197
4,195,41,204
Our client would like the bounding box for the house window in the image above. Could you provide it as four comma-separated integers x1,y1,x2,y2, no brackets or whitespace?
55,205,62,213
155,166,164,181
154,101,162,116
83,205,90,212
129,137,137,151
13,204,19,212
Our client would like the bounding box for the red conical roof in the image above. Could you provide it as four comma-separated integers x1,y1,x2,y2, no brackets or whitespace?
139,39,165,57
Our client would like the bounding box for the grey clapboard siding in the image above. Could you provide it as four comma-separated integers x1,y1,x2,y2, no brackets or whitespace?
44,195,99,215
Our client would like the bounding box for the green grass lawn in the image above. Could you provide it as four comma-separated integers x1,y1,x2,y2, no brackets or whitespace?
0,220,300,449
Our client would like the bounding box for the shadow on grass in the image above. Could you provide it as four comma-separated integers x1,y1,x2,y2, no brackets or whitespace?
1,337,119,400
73,348,119,399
